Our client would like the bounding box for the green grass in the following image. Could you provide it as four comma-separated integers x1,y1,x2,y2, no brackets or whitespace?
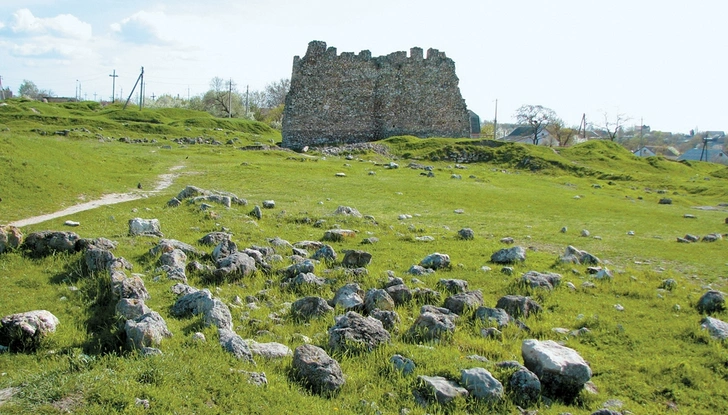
0,98,282,223
1,102,728,414
0,98,279,144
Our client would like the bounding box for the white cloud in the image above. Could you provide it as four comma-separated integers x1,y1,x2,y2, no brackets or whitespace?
9,9,40,33
10,41,71,59
111,10,173,45
9,8,92,40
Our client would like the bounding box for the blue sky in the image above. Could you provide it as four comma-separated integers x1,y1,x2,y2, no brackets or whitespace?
1,0,725,133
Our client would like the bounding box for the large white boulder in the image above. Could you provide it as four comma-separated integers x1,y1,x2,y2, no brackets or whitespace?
522,339,591,402
0,310,60,351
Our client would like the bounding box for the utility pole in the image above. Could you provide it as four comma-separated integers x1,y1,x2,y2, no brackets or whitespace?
139,68,145,109
228,78,233,118
109,70,118,103
140,70,145,110
639,117,644,150
700,136,712,162
123,67,144,110
93,92,97,101
493,99,498,139
75,80,79,101
0,75,5,100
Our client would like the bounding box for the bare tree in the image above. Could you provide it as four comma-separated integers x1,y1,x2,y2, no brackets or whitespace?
600,111,630,142
246,90,266,111
515,104,558,145
263,78,290,108
545,118,576,147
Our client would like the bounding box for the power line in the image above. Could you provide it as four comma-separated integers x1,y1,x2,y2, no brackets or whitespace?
75,75,109,83
142,77,208,87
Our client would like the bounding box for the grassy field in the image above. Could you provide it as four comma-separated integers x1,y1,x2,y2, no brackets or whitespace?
1,100,727,414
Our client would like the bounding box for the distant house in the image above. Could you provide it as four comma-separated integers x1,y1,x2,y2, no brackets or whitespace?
634,147,656,157
573,130,600,143
502,125,590,146
626,125,651,135
502,125,556,146
705,131,726,139
704,131,726,145
677,148,728,165
633,146,680,160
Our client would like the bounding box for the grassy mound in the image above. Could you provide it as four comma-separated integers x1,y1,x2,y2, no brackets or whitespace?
0,99,280,143
169,117,276,135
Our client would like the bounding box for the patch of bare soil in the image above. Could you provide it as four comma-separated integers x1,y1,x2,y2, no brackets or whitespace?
51,391,84,413
0,387,20,407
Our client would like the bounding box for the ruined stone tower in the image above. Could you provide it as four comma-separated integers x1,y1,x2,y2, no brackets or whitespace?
281,41,470,150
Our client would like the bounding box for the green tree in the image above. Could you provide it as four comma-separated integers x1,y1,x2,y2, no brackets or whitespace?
18,80,40,99
515,104,558,145
187,95,205,112
261,104,285,130
147,94,186,109
17,80,54,100
480,121,495,139
200,77,246,118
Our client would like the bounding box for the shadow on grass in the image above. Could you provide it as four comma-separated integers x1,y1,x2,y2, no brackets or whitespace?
78,268,126,355
179,319,207,336
46,253,86,286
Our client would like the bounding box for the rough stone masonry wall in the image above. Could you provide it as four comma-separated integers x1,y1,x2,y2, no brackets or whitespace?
281,41,470,150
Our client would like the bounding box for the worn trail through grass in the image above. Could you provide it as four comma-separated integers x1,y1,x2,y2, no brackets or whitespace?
6,164,186,227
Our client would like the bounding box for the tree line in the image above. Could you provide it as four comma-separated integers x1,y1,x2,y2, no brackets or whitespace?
14,80,55,101
148,77,290,128
498,104,720,155
491,104,630,147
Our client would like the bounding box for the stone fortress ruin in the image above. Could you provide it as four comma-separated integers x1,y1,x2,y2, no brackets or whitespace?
281,41,472,150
